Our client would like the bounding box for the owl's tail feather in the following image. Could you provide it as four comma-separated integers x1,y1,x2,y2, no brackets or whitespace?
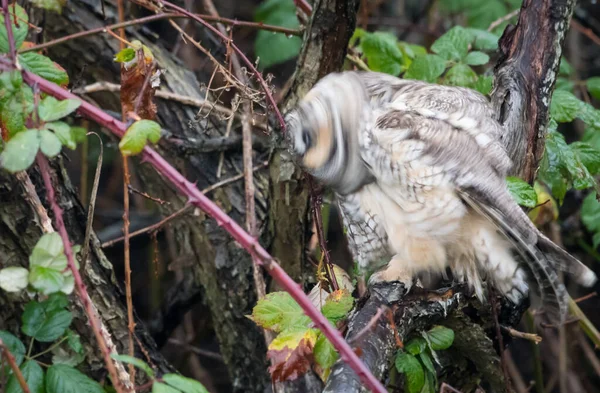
536,233,598,288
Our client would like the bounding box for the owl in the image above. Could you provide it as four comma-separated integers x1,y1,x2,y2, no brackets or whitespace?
284,70,597,321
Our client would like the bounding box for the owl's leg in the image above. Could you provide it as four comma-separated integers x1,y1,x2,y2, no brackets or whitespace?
367,254,419,291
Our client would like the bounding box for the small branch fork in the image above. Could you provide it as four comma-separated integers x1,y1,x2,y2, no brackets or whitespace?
21,69,387,393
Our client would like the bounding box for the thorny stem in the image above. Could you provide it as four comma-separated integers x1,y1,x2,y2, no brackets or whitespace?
35,154,125,393
19,13,302,55
23,70,388,393
0,339,30,393
135,0,286,130
1,0,16,63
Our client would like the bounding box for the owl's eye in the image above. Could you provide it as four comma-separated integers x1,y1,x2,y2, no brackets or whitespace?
302,128,312,148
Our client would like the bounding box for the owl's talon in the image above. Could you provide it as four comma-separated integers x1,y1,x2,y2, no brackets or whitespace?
367,269,417,293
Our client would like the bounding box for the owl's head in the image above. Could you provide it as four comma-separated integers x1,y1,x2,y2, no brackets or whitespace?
284,72,374,195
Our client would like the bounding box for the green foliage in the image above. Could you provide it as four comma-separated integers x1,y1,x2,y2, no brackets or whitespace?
0,266,29,292
111,353,155,378
394,325,455,393
254,0,302,69
22,293,73,342
581,192,600,248
114,48,136,63
0,331,26,368
313,333,337,370
28,232,78,295
119,119,162,156
6,360,45,393
439,0,520,30
0,129,40,172
250,291,312,332
320,289,354,324
0,4,29,54
161,374,210,393
506,177,537,208
46,364,104,393
587,77,600,101
19,52,69,86
30,0,65,13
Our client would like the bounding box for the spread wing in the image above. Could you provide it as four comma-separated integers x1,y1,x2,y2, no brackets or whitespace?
357,80,595,321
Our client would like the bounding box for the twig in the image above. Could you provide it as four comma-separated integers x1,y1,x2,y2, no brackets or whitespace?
505,352,529,393
35,154,126,393
2,0,16,63
568,296,600,348
501,325,542,343
24,69,388,393
19,13,301,55
80,132,103,270
122,155,136,384
137,0,286,130
128,185,170,205
348,307,385,345
488,286,511,391
574,292,597,303
0,339,30,393
571,20,600,47
487,9,520,32
167,338,224,361
15,171,53,233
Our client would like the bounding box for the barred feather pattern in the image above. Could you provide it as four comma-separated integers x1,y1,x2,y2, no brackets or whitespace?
284,71,597,322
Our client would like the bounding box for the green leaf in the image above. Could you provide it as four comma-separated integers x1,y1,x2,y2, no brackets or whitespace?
313,333,338,370
404,54,447,83
395,351,425,393
464,51,489,66
152,382,180,393
444,63,477,87
66,330,83,355
555,77,575,92
431,26,471,61
0,70,23,104
587,77,600,101
110,354,154,378
162,374,209,393
0,4,29,54
581,192,600,247
21,299,72,342
28,266,65,295
550,90,584,123
46,364,104,393
30,0,64,13
321,289,354,324
571,142,600,175
46,122,75,150
506,176,537,208
0,129,40,173
405,337,427,355
360,31,404,76
418,351,436,376
466,28,499,51
119,119,161,156
251,292,310,333
0,266,29,292
38,97,81,122
1,85,34,137
424,325,454,350
6,360,45,393
39,129,62,158
0,331,26,367
559,58,573,77
254,0,302,69
114,48,136,63
30,232,67,269
473,75,493,95
19,53,69,86
69,127,87,143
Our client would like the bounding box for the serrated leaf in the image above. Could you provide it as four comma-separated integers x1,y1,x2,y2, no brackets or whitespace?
404,54,447,83
444,63,477,87
466,28,499,51
28,266,65,295
0,266,29,292
424,326,454,350
418,351,436,376
38,97,81,122
0,4,29,54
6,360,45,393
1,85,34,137
250,292,311,333
19,52,69,86
0,331,26,367
395,351,425,393
587,77,600,101
30,232,66,269
46,122,76,150
267,328,318,382
551,90,584,123
313,333,338,370
405,337,427,355
506,176,537,208
431,26,471,61
0,70,23,104
66,330,83,354
114,48,136,63
21,299,72,342
473,75,493,95
152,382,180,393
110,354,154,378
0,129,40,173
162,374,209,393
360,31,404,76
254,0,302,69
464,51,489,66
571,141,600,175
39,129,62,158
119,119,161,156
46,364,103,393
321,289,354,324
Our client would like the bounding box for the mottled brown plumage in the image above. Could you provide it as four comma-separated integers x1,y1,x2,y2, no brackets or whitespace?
285,71,597,322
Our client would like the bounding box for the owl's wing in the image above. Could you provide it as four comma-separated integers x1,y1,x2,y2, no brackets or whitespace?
360,95,595,321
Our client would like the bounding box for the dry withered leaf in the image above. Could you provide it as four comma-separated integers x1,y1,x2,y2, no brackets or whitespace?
266,328,318,382
119,41,159,121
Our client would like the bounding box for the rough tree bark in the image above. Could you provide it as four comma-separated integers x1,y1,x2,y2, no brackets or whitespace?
323,0,576,391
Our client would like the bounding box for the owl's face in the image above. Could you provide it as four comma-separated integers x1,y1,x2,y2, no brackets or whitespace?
285,72,374,195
